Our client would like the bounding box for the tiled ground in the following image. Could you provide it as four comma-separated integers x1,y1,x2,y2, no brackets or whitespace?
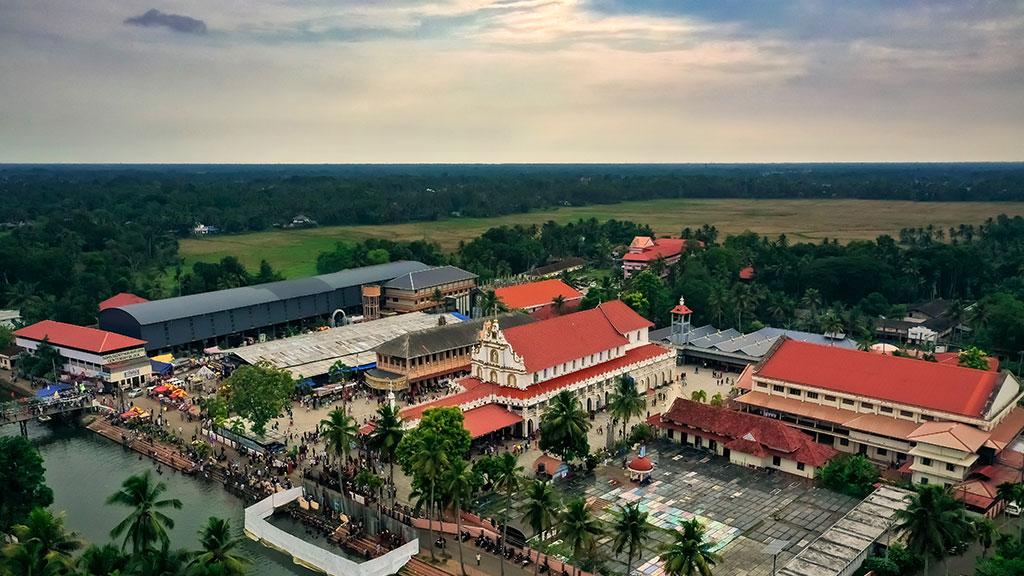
477,442,858,576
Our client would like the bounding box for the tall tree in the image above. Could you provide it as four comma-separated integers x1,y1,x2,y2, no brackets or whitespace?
221,361,295,437
106,471,183,554
188,517,249,576
539,390,591,464
0,436,54,533
320,408,359,498
894,484,972,575
411,430,449,562
368,403,405,499
492,452,523,576
522,480,561,576
661,519,720,576
612,502,651,576
1,508,80,575
559,498,603,576
444,458,478,576
608,374,645,440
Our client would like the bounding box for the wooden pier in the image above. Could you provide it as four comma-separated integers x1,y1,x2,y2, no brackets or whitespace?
86,418,198,474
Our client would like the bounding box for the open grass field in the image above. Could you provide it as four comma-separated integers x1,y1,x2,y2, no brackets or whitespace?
180,198,1024,279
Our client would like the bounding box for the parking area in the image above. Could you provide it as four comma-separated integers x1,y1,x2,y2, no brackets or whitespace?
479,441,859,576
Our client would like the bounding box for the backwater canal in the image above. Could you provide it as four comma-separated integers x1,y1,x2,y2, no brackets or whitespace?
4,421,314,576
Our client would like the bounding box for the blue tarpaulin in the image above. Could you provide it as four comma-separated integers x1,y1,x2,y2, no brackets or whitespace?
36,382,72,398
451,312,470,321
150,360,173,375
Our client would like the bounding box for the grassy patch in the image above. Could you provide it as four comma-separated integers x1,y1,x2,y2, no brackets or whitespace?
180,198,1024,278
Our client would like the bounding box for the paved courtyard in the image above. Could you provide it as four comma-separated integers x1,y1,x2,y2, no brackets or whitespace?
478,442,858,576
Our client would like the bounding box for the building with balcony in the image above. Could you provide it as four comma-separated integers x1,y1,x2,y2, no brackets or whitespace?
620,236,695,278
400,300,675,439
381,265,477,315
734,338,1024,495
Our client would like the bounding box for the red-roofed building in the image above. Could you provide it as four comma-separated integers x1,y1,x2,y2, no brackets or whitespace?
98,292,149,312
15,320,151,390
621,236,695,278
494,279,582,319
401,300,674,438
735,338,1024,488
650,398,837,478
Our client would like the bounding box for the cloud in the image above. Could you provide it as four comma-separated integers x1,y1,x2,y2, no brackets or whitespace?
124,8,207,35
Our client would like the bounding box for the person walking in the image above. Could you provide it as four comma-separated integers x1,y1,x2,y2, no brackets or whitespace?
476,553,482,566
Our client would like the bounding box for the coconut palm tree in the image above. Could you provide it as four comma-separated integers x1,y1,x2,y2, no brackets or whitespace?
690,390,707,403
552,294,567,315
188,517,248,576
661,519,720,576
2,508,80,575
820,312,845,343
320,408,359,499
800,288,823,319
492,452,523,576
706,284,728,326
894,484,972,575
608,374,645,440
76,543,128,576
559,498,603,576
612,502,651,576
107,471,183,553
445,458,477,575
539,390,591,464
522,480,561,576
368,403,404,500
477,289,509,316
411,430,450,562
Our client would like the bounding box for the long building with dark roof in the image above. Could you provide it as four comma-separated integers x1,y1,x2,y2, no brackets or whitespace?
98,261,434,351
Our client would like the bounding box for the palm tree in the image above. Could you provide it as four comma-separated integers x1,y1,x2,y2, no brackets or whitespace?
188,517,248,576
432,287,445,313
477,289,509,316
107,471,183,553
608,374,645,440
690,390,707,403
445,458,476,575
2,508,81,575
709,393,724,407
522,480,561,576
706,284,727,326
551,294,567,315
539,390,591,463
559,498,603,576
411,430,450,562
368,403,404,501
661,519,720,576
76,543,128,576
612,502,651,576
974,517,997,557
492,452,523,576
820,312,845,343
320,408,359,500
894,484,972,575
800,288,822,319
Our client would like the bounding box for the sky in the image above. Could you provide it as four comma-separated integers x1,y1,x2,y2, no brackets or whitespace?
1,0,1023,163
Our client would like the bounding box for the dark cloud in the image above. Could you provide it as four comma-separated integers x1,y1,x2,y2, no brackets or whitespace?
125,9,207,35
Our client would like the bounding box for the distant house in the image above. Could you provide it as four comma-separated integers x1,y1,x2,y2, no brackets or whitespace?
285,215,318,229
620,236,695,278
0,309,21,329
524,258,586,280
0,345,19,371
191,223,219,235
875,298,962,345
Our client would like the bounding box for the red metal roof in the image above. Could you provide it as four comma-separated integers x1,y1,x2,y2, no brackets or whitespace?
461,404,522,438
671,304,693,316
98,292,149,311
15,320,147,354
494,280,582,311
756,339,1001,418
652,397,837,466
738,266,755,280
502,300,650,372
623,237,691,262
628,456,654,472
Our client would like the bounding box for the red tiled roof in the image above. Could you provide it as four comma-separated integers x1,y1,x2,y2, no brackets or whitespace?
98,292,149,311
986,407,1024,452
934,352,1000,372
462,404,522,438
495,280,582,311
623,237,689,262
15,320,147,354
756,339,1001,418
670,304,693,316
628,456,654,472
529,300,581,321
502,301,650,372
400,343,672,420
739,266,755,280
653,397,837,466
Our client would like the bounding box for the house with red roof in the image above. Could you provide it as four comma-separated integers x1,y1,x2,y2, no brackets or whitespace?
650,398,837,478
14,320,151,390
494,279,582,319
621,236,695,278
735,337,1024,492
400,300,675,439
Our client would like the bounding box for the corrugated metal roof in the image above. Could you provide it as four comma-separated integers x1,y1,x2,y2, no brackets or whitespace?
111,261,431,325
374,313,535,359
382,265,477,291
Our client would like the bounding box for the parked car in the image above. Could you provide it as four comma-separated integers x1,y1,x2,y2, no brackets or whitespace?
1006,502,1021,517
127,388,144,398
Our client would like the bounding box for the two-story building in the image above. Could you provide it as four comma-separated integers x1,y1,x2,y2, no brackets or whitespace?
15,320,152,391
734,338,1024,489
365,313,535,393
401,300,675,439
620,236,694,278
381,265,477,315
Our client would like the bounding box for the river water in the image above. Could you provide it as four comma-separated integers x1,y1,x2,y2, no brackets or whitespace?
5,422,313,576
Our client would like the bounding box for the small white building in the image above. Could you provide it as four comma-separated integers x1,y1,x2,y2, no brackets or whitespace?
15,320,152,390
0,309,21,329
